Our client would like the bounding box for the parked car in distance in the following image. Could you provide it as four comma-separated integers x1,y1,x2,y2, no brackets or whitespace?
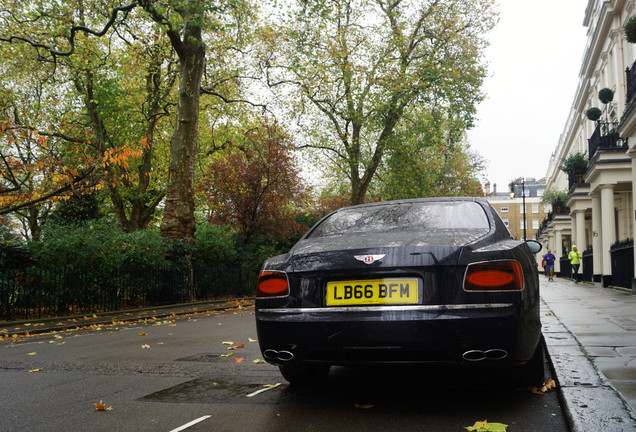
255,197,544,386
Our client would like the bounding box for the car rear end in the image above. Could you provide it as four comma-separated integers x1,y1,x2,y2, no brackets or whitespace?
255,198,542,382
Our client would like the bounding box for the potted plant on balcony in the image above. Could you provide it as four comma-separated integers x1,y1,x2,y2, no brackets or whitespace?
559,151,588,185
541,190,569,214
624,16,636,43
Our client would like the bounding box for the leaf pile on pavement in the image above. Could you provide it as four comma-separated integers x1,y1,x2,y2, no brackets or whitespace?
527,379,557,395
465,420,508,431
94,400,113,411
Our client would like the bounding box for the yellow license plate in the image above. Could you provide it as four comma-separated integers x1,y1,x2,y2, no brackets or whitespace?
326,278,419,306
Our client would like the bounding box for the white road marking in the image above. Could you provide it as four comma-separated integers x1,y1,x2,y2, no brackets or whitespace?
169,415,212,432
246,383,282,398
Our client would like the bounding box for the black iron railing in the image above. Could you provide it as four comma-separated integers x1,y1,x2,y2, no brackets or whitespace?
0,263,259,321
582,252,593,282
610,240,634,289
588,121,628,158
627,60,636,106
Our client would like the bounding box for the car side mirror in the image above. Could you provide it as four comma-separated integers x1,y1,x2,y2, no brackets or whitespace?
525,240,543,254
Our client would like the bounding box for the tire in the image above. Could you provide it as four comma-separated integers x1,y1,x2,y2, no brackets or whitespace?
509,342,545,388
279,364,330,386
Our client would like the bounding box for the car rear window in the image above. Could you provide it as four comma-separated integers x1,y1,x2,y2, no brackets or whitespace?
308,201,491,240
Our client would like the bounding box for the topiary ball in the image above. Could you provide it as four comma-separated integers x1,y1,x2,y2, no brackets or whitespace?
586,107,602,121
598,88,615,104
625,16,636,43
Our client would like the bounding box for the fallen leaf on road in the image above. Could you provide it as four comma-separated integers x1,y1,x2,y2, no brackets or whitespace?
253,359,265,364
138,332,147,336
141,344,151,349
528,379,557,394
465,420,508,431
94,400,113,411
222,341,235,345
29,369,42,373
248,338,257,343
221,353,233,357
26,352,37,356
235,357,244,363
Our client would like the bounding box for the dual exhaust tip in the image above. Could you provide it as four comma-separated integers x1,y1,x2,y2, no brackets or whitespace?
263,349,295,362
263,348,507,363
462,349,508,362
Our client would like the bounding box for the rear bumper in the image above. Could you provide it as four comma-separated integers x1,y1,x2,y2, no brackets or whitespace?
256,303,541,367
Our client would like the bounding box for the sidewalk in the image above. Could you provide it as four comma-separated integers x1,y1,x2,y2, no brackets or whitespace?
541,276,636,431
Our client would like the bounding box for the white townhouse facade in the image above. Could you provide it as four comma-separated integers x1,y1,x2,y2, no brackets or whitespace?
541,0,636,290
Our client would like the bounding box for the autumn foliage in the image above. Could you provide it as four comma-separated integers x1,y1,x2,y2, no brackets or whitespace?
199,122,309,244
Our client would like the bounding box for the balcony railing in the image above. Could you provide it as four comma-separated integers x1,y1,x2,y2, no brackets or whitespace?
588,121,628,158
626,60,636,106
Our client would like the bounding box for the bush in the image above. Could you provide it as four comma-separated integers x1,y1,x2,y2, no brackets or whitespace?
27,220,170,271
195,224,238,264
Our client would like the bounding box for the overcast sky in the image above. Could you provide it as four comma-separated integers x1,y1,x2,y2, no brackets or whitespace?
467,0,590,192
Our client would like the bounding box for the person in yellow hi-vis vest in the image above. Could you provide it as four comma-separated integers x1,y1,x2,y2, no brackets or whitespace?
568,245,582,284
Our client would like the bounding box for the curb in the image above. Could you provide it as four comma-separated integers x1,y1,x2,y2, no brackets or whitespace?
1,297,254,338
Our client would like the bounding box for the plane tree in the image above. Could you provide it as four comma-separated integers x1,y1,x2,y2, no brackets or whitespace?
0,0,254,241
260,0,497,205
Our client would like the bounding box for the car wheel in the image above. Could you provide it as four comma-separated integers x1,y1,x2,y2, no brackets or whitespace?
279,364,330,385
509,342,545,388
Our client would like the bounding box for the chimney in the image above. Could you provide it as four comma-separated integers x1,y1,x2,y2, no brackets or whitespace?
493,183,497,194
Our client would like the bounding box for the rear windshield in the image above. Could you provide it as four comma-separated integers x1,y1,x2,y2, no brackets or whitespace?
308,201,491,240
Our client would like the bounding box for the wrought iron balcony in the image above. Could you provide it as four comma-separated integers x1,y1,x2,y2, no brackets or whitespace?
588,121,628,158
626,60,636,106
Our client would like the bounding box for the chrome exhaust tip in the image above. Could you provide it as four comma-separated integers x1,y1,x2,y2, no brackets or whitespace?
263,349,295,362
462,349,508,362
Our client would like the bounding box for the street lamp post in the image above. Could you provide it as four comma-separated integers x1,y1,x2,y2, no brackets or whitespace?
521,178,527,241
510,178,527,241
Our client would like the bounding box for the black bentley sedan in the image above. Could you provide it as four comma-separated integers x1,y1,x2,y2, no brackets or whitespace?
255,197,543,386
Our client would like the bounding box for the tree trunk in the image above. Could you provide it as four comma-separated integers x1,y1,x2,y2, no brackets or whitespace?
159,24,205,243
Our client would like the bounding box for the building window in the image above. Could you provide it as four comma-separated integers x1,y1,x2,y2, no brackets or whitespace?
502,217,509,227
532,204,539,214
532,219,539,229
501,205,508,212
520,205,525,214
520,220,526,229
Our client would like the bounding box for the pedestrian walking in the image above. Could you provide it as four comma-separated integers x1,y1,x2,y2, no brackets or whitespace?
568,245,582,284
543,249,556,281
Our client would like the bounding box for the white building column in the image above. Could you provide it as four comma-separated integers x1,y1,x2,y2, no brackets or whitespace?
592,193,603,283
632,158,636,293
601,185,616,287
555,229,563,274
575,210,586,275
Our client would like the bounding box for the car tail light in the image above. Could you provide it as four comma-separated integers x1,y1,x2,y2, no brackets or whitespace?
464,260,524,291
256,270,290,298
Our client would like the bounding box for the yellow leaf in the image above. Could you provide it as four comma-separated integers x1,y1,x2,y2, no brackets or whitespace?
221,353,233,357
141,344,151,349
26,352,37,356
248,338,258,343
29,368,42,373
94,400,113,411
222,341,235,345
253,359,265,364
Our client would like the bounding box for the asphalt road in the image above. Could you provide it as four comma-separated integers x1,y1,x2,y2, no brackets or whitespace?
0,304,569,432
